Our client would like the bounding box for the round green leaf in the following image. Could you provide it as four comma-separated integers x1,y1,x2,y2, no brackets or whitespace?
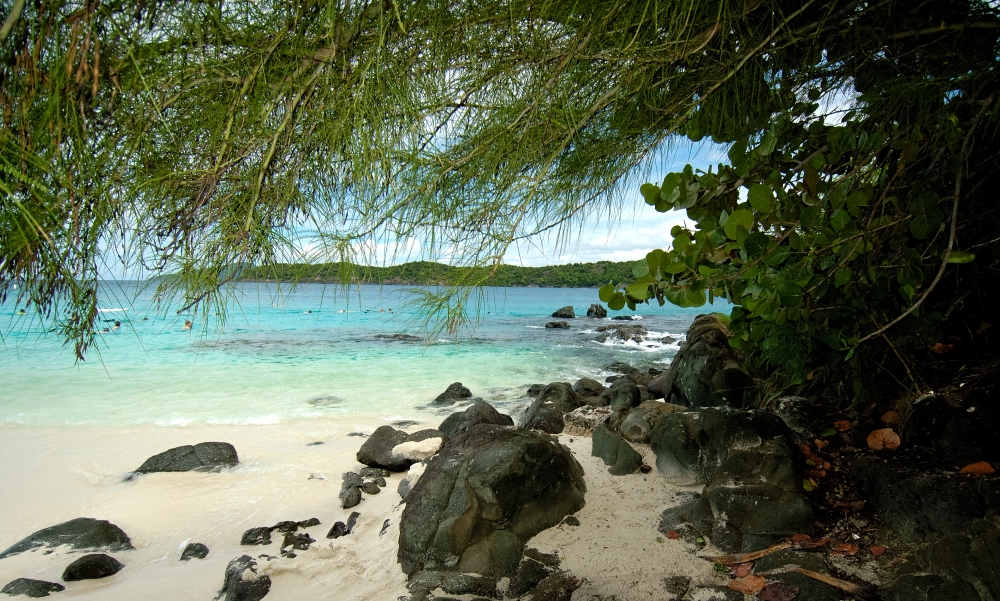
724,209,753,240
640,183,660,205
608,292,626,311
626,282,650,300
945,250,976,264
743,232,769,256
830,208,851,232
748,183,774,213
598,284,616,303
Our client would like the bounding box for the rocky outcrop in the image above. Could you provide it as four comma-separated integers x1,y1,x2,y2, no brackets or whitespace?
551,306,575,318
594,324,647,343
619,400,686,443
545,321,571,329
134,442,239,474
572,377,604,397
564,405,611,434
357,426,446,472
181,542,209,560
519,383,583,434
0,518,133,559
61,554,124,581
216,555,270,601
658,315,754,407
586,303,607,318
439,400,514,438
592,422,643,475
0,579,64,598
398,424,585,577
651,408,813,552
432,382,473,404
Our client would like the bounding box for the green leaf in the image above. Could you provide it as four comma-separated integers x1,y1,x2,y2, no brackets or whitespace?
748,183,775,213
945,250,975,264
764,245,790,266
846,190,869,215
800,206,823,229
757,130,776,156
661,173,680,198
830,208,851,232
663,261,688,274
598,284,616,303
626,282,650,300
724,209,753,240
640,183,660,205
820,428,837,437
803,165,820,195
834,266,852,288
743,232,769,256
728,140,747,165
632,262,650,278
908,192,944,240
608,292,626,311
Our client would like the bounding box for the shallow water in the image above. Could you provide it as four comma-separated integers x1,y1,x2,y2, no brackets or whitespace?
1,282,720,427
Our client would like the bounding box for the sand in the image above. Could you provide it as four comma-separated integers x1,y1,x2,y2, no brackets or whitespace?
0,420,721,600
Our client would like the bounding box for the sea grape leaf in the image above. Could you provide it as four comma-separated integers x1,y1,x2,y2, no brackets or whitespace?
724,209,753,240
608,292,626,310
945,250,975,264
598,284,615,302
743,232,770,256
830,209,851,232
748,183,774,213
626,282,650,300
908,192,944,239
640,183,660,205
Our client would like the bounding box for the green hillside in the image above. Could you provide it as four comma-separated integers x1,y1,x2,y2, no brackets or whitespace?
241,260,637,288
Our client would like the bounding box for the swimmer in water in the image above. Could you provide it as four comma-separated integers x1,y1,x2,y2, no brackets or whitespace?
113,321,121,330
183,320,193,330
16,309,25,315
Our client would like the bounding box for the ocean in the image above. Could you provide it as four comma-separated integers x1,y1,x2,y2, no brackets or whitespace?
0,282,720,428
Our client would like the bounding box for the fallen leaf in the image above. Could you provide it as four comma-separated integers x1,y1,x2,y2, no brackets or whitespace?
790,533,811,543
834,543,859,556
760,582,800,601
808,469,827,478
666,530,680,540
867,428,901,451
881,410,901,425
814,439,829,449
734,562,753,578
834,420,852,432
870,545,886,557
958,461,996,476
728,575,766,594
932,342,955,354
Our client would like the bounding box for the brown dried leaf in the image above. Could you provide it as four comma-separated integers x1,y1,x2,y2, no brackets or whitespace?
814,439,829,449
666,530,680,540
834,420,852,432
881,410,901,425
760,582,800,601
867,428,901,451
833,543,859,556
789,534,811,543
734,562,753,578
870,545,886,557
958,461,996,476
728,575,766,594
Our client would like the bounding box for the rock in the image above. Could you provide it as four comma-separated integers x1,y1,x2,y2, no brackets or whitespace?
592,422,643,475
135,442,239,473
658,492,714,544
532,382,583,414
61,554,124,581
907,392,1000,466
607,380,641,412
398,424,586,577
433,383,473,404
658,315,754,407
564,405,611,434
398,463,427,501
0,518,133,559
582,395,608,407
852,457,1000,543
0,579,64,598
439,401,514,438
651,408,814,552
216,555,271,601
586,303,607,318
280,532,315,553
572,377,604,397
521,405,564,434
507,557,553,598
612,315,636,321
771,396,832,440
545,321,570,329
240,527,273,546
620,410,652,443
297,517,320,528
594,324,647,343
360,467,391,478
392,430,446,463
526,384,546,397
753,549,847,601
181,542,209,560
551,306,575,318
360,481,381,495
662,575,691,600
357,426,411,471
527,572,580,601
605,362,638,375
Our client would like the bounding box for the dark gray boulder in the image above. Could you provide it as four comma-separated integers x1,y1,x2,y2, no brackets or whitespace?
526,384,546,397
439,401,514,438
607,380,641,412
356,426,410,471
61,554,124,581
594,324,647,343
591,422,643,475
521,405,564,434
551,306,575,318
604,361,638,375
544,321,570,329
0,579,64,598
771,396,831,439
398,424,585,577
180,542,209,560
0,518,133,559
135,442,239,474
586,303,607,318
215,555,271,601
651,407,813,552
531,382,583,414
433,383,473,404
658,314,754,407
240,527,273,546
620,410,652,443
647,370,671,398
405,571,498,599
572,377,604,397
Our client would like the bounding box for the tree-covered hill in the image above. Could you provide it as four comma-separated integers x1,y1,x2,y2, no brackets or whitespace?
242,261,636,288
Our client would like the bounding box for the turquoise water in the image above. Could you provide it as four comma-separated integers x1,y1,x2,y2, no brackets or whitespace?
0,282,720,426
